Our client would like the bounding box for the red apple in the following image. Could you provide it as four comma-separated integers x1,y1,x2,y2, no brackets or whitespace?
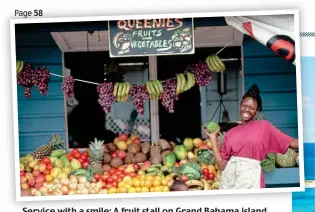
20,170,25,177
28,178,36,187
119,133,128,141
116,150,127,159
199,144,210,150
32,169,41,178
21,183,30,190
133,164,140,171
141,161,151,170
20,176,27,184
133,138,141,144
25,173,33,180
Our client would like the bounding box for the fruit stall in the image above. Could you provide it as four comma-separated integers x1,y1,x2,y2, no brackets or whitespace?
14,15,301,197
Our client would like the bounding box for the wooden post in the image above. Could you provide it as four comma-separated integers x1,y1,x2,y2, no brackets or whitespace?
148,56,159,145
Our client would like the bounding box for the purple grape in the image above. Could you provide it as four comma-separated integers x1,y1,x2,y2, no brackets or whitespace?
161,79,177,113
186,61,212,87
130,84,149,115
97,82,116,113
62,76,75,98
17,63,50,97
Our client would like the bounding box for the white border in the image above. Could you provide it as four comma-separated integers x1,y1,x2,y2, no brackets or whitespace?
10,9,305,202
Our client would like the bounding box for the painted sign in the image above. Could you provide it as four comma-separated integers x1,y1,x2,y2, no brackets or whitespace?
108,18,195,57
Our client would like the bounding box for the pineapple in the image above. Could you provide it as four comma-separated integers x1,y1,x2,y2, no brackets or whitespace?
32,134,64,159
88,138,105,174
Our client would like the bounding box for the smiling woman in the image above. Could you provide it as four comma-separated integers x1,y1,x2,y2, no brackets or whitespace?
205,84,299,189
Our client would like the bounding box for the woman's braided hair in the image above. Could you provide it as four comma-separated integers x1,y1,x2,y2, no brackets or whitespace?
242,84,262,111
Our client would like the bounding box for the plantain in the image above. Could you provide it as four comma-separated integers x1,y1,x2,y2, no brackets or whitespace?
125,82,131,96
16,60,21,73
211,55,224,72
149,81,158,97
117,83,123,97
176,74,182,95
152,80,162,98
205,56,211,70
18,60,24,73
156,80,163,96
185,180,205,190
184,72,194,91
146,82,152,95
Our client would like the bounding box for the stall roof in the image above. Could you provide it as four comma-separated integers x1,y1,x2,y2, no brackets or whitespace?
15,17,227,33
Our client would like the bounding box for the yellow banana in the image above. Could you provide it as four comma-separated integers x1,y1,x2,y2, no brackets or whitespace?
113,82,119,97
212,55,224,72
152,80,161,97
125,82,131,96
200,179,210,190
205,56,212,71
214,55,225,72
149,81,157,96
146,82,152,95
156,80,163,95
117,83,123,97
179,74,186,93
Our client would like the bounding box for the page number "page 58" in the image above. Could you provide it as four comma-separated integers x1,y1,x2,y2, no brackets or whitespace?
15,10,43,18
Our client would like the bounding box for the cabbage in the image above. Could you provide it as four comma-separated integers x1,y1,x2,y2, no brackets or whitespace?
180,160,202,180
197,149,216,165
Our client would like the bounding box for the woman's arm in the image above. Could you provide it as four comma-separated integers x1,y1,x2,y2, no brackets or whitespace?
289,138,299,149
205,128,228,171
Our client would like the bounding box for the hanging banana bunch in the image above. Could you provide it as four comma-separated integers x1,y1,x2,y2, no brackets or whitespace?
205,54,225,72
146,80,163,100
113,82,131,102
16,58,24,73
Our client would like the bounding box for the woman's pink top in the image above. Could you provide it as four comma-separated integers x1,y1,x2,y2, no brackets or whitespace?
220,120,293,188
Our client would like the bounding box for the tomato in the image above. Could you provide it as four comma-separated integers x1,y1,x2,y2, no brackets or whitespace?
115,170,122,176
109,168,117,175
78,158,85,164
117,177,123,183
203,172,209,180
94,174,101,181
133,164,140,171
72,148,80,155
174,162,180,167
111,174,118,181
74,153,81,159
179,175,189,182
68,155,74,161
202,168,209,175
82,162,89,169
101,181,106,189
117,166,125,172
42,157,51,164
107,177,114,184
208,173,215,180
46,163,54,171
82,151,89,157
112,181,118,188
106,183,112,189
80,155,87,161
101,174,110,182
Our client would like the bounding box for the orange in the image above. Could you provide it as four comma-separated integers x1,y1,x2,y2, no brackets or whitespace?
152,180,161,187
140,187,149,193
132,179,141,187
161,179,168,186
140,180,145,187
165,175,172,181
118,187,128,193
162,186,169,192
135,187,142,192
128,187,137,193
144,180,153,188
154,186,163,192
45,174,53,183
149,187,155,192
123,176,132,182
154,176,162,181
146,176,154,181
108,187,117,194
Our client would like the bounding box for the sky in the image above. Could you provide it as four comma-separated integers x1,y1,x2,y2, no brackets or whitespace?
300,57,315,143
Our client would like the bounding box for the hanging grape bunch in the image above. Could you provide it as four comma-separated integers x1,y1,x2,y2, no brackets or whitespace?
188,61,212,86
17,63,34,98
97,82,116,113
130,84,149,115
33,66,50,96
61,76,75,98
161,79,177,113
